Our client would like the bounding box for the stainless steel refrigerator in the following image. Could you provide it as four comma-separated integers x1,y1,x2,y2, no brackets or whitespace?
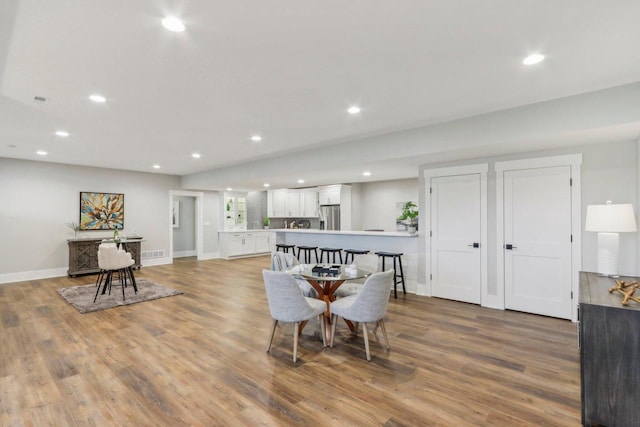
319,205,340,230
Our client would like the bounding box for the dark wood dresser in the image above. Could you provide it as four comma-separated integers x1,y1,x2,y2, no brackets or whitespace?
579,271,640,427
67,237,142,276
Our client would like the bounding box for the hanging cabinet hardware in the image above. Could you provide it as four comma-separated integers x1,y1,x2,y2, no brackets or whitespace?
468,242,480,248
505,244,517,250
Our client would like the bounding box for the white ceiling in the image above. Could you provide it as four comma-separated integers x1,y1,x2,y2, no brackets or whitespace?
2,0,640,190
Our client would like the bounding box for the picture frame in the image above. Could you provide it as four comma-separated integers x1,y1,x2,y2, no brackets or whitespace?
79,192,124,230
172,200,180,228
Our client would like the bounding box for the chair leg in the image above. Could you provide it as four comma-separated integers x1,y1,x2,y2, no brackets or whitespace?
319,314,327,347
128,267,138,293
398,256,406,294
293,322,299,363
120,269,126,301
330,314,338,348
353,322,359,336
379,319,390,350
266,319,278,352
362,322,371,361
393,257,398,299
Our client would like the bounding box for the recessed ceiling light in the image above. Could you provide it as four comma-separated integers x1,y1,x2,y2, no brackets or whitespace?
297,179,305,184
36,150,47,156
33,96,50,104
362,171,372,176
162,16,185,32
226,187,233,191
251,135,262,142
152,164,160,169
192,153,201,159
55,130,69,137
522,53,545,65
89,94,106,103
263,183,270,188
347,106,361,114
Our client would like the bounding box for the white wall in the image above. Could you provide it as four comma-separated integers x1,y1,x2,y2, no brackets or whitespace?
0,158,182,283
357,178,419,231
172,195,196,256
418,139,638,299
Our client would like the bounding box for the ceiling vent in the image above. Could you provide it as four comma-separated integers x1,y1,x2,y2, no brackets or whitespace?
33,96,50,103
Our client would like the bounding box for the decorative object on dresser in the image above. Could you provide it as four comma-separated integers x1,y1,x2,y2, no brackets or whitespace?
585,201,637,276
608,279,640,306
67,237,142,277
79,191,124,230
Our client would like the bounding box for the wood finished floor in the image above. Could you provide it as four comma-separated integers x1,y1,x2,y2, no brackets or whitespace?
0,256,580,426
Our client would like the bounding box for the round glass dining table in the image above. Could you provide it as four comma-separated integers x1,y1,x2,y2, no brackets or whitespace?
286,263,371,343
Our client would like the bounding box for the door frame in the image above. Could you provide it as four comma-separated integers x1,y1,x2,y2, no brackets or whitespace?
495,154,582,321
422,164,488,305
169,190,204,262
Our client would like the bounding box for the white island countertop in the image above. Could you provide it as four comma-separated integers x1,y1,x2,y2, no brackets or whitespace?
273,228,418,237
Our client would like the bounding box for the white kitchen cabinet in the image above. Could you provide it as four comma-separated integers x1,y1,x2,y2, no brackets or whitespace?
300,189,318,217
219,231,272,258
318,185,341,205
223,192,247,230
255,233,271,253
268,188,319,218
268,190,287,217
286,190,301,217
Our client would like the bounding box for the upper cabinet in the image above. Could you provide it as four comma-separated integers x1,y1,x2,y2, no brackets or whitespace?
268,188,318,218
223,192,247,230
300,189,318,217
318,185,341,205
269,189,287,217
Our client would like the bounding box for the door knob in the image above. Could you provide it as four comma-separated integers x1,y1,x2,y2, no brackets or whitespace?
468,243,480,248
505,244,517,250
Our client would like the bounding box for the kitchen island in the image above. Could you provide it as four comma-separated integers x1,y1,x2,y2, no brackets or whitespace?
274,229,420,294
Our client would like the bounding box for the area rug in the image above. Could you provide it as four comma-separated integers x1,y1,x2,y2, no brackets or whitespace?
57,279,183,314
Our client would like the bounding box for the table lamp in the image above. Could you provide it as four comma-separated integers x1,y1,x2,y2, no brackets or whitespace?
585,201,637,276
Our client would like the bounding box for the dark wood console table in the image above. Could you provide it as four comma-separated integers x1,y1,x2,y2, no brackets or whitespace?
579,271,640,427
67,237,143,277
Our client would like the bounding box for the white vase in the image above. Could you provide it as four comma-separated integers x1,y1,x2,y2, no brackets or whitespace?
408,225,417,234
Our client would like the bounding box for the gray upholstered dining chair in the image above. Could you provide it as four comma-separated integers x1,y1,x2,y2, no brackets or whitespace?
330,269,394,361
334,254,380,297
270,251,316,297
262,269,327,363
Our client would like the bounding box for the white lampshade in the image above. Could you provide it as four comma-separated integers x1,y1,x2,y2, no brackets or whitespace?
585,203,637,232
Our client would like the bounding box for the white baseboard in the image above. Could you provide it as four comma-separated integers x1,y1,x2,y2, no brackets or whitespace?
198,252,220,260
0,267,68,285
141,257,173,267
173,250,197,258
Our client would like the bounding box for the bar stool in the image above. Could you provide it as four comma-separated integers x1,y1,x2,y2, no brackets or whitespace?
276,243,295,254
344,249,370,264
319,247,343,264
296,245,319,264
375,251,406,299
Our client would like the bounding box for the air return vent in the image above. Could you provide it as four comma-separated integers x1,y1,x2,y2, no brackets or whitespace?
141,250,165,259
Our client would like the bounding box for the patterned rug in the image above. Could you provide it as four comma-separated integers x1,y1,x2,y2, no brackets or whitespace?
57,279,183,314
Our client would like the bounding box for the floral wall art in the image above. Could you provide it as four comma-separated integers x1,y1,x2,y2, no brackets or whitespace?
79,192,124,230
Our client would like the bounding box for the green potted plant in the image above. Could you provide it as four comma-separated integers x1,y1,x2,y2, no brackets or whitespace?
262,217,270,229
397,201,419,234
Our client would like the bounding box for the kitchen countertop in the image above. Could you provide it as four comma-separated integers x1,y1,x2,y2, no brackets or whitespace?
218,229,273,233
273,228,418,237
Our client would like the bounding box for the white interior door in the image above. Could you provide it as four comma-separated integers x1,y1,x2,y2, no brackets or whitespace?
431,174,482,304
503,166,572,319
